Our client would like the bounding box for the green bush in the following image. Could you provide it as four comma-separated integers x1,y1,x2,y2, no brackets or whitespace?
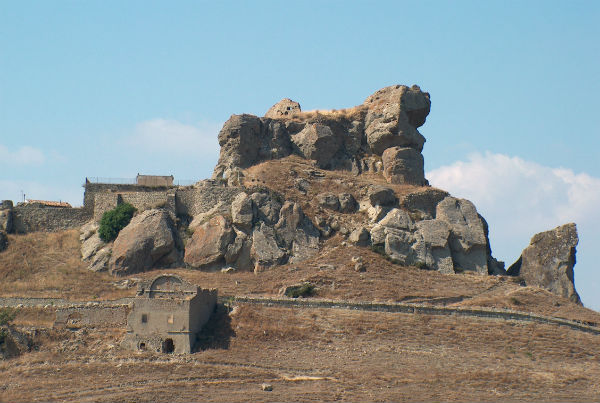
284,283,316,298
98,203,136,242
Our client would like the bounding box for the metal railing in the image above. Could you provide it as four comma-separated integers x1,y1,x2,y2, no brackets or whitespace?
84,177,198,186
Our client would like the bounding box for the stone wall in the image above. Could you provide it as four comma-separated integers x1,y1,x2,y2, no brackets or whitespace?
83,183,173,215
12,206,91,233
175,185,243,217
93,190,175,221
54,305,129,328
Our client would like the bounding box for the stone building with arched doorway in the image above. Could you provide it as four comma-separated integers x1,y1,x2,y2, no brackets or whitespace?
122,274,217,354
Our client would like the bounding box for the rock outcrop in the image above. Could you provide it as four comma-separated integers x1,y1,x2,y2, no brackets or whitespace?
507,223,581,304
184,215,234,269
109,209,179,276
0,200,13,233
213,85,430,185
265,98,301,119
183,191,319,272
436,197,489,274
369,196,498,275
73,84,583,307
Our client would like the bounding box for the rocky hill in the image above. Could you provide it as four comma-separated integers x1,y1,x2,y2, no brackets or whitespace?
0,85,596,403
74,85,581,305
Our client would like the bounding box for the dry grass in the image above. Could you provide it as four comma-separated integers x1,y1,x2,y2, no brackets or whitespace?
243,156,424,223
0,231,129,300
1,304,599,402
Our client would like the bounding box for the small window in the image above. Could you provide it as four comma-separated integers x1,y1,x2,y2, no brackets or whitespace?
139,342,146,350
167,314,174,324
141,314,148,323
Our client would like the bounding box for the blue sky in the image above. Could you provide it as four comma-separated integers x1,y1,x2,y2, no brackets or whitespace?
1,1,599,309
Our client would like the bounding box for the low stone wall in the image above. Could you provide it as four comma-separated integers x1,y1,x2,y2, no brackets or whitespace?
54,305,130,328
229,296,600,335
12,206,91,233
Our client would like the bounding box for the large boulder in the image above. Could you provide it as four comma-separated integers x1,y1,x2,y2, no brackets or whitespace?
381,146,426,185
213,114,264,179
317,193,340,211
251,192,281,226
377,219,453,274
109,209,179,276
224,229,253,271
81,233,105,261
338,193,358,213
378,208,415,231
412,220,453,274
436,197,489,274
231,192,255,231
274,201,319,263
184,215,234,269
265,98,301,119
367,186,397,207
291,123,341,168
507,223,581,304
400,188,449,219
363,85,429,155
251,223,286,271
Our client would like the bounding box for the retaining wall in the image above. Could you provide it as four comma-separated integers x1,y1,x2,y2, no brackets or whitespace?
12,206,91,233
93,191,175,221
54,305,129,328
175,185,242,217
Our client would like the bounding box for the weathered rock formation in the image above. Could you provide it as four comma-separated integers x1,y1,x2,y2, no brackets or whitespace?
109,209,180,276
507,223,581,304
184,191,319,272
71,84,581,307
369,195,498,275
265,98,301,119
213,85,430,186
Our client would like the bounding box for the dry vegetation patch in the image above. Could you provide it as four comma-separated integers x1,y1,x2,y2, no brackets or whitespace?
1,305,599,402
0,231,129,300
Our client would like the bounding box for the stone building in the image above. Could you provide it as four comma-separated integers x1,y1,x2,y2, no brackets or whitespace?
123,274,217,354
136,174,174,187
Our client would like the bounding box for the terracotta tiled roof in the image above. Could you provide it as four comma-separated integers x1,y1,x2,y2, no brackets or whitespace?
26,200,72,208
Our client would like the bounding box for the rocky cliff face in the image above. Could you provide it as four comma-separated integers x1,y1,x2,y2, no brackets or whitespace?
213,85,430,187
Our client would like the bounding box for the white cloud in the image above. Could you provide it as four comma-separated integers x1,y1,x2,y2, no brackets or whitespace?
0,145,45,165
427,152,600,310
124,119,220,156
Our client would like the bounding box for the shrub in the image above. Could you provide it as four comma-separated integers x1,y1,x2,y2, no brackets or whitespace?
0,308,15,326
415,261,428,270
98,203,136,242
0,308,16,345
284,283,316,298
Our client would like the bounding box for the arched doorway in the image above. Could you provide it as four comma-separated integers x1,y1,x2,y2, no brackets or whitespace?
162,338,174,353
